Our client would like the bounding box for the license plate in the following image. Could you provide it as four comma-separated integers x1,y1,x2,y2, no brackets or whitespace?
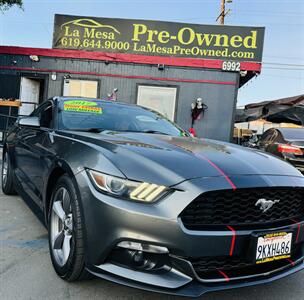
256,232,292,264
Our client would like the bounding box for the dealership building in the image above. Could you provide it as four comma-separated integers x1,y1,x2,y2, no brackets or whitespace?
0,15,265,142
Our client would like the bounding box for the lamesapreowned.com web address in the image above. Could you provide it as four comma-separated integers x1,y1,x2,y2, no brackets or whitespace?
132,43,255,59
60,36,256,60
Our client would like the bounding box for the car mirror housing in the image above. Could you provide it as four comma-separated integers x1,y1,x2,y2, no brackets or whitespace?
18,116,40,128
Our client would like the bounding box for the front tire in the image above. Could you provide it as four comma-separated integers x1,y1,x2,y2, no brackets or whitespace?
48,174,89,281
2,151,17,195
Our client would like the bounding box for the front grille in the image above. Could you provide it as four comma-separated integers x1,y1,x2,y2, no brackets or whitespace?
180,187,304,230
190,254,302,281
191,256,252,273
189,245,303,281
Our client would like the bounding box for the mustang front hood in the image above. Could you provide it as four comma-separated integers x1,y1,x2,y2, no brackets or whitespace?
69,131,303,186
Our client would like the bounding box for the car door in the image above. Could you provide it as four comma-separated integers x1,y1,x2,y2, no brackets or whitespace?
14,101,55,207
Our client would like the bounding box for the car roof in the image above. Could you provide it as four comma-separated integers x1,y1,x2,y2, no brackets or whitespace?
277,127,304,133
276,127,304,140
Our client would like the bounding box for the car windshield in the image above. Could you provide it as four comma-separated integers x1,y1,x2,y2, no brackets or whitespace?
58,99,188,137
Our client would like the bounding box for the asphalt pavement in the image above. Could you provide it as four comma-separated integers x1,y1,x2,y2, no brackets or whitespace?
0,149,303,300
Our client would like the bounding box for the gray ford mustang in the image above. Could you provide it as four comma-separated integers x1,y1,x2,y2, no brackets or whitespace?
2,97,304,297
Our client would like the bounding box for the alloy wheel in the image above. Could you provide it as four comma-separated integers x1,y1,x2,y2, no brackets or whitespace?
2,153,8,187
50,187,73,267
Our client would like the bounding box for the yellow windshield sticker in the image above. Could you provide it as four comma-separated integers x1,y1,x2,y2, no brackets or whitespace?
64,100,97,106
64,104,102,114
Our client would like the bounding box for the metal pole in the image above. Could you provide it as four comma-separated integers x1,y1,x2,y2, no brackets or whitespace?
219,0,225,25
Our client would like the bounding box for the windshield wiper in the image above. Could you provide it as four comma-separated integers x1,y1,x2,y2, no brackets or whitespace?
121,130,170,135
68,128,104,133
141,130,170,135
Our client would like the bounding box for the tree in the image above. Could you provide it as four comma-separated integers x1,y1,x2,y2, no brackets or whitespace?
0,0,23,11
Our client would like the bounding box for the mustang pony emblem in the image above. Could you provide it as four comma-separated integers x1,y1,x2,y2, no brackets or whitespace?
255,198,280,213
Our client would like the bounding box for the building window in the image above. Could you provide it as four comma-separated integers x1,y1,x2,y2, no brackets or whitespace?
137,85,177,121
63,79,98,98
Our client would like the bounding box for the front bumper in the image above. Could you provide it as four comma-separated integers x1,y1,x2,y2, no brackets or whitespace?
75,170,304,297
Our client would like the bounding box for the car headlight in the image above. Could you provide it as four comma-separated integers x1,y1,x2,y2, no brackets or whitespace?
88,170,169,202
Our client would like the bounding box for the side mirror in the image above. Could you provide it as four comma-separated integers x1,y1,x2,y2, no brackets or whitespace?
18,116,40,128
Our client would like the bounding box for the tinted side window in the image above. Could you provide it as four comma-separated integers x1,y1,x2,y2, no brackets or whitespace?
30,105,44,117
40,105,53,128
268,130,278,143
273,131,285,143
260,129,273,142
30,101,53,128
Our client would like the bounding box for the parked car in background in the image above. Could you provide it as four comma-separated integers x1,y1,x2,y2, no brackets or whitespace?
258,127,304,173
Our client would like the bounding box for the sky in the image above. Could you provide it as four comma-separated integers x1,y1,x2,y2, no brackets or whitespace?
0,0,303,106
